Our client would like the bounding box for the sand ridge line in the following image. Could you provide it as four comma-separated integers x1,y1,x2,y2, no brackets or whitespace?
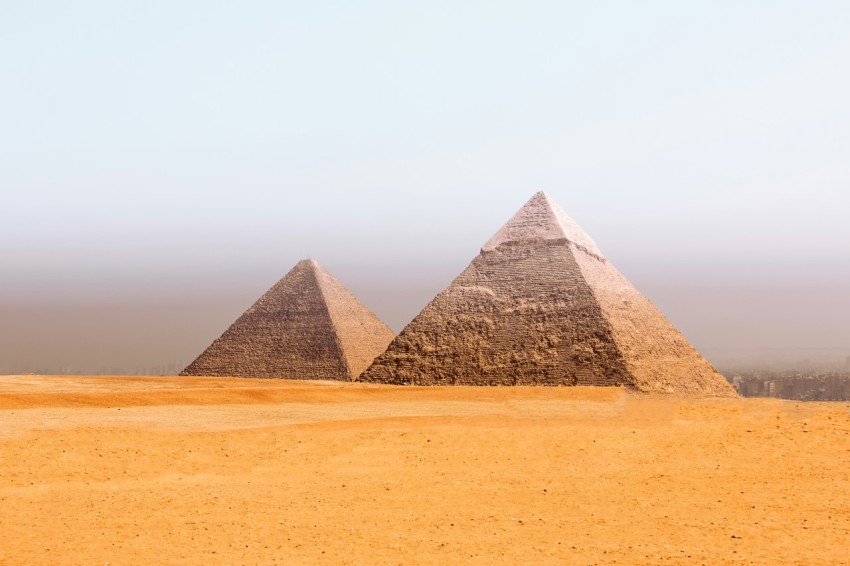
0,376,627,409
0,397,634,439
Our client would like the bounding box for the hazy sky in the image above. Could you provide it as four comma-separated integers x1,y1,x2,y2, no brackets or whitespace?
2,1,849,373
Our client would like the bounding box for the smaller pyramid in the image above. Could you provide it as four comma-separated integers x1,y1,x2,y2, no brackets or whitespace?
181,259,395,380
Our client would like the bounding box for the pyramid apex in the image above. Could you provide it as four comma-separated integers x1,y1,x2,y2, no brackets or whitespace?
482,192,603,257
295,258,323,271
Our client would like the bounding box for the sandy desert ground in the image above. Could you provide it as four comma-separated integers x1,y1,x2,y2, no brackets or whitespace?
1,376,849,565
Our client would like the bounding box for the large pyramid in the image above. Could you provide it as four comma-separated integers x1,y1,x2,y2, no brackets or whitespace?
181,259,395,380
360,192,736,396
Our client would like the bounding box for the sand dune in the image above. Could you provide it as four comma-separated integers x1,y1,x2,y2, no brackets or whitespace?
1,375,848,564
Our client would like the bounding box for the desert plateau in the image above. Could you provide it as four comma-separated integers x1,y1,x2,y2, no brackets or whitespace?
2,375,849,565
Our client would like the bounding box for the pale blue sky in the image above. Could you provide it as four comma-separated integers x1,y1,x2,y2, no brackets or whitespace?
2,1,849,373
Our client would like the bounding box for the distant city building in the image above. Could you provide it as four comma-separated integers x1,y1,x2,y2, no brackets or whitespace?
730,371,850,401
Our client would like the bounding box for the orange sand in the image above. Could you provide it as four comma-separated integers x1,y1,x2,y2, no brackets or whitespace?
1,375,849,564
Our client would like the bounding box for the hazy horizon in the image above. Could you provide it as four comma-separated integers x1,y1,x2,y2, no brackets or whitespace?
2,2,849,374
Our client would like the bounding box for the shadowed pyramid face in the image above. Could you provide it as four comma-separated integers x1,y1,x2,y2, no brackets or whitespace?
181,259,395,380
360,192,736,396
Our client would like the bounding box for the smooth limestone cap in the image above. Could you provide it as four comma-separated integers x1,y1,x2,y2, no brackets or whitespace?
481,191,602,257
